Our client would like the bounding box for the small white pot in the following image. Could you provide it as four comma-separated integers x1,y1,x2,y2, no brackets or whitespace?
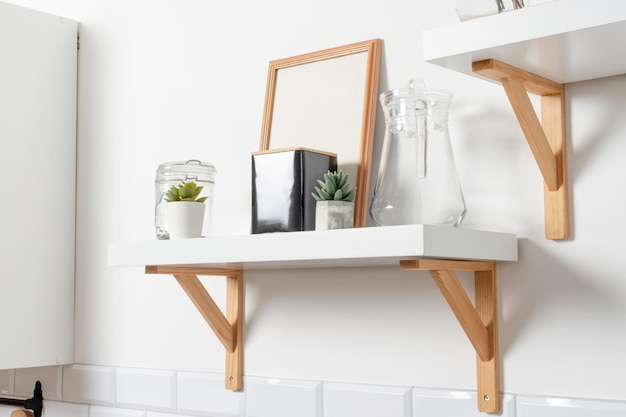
167,201,205,239
315,201,354,231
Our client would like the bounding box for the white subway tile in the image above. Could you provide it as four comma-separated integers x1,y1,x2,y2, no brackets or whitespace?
0,370,14,395
146,412,196,417
177,371,244,416
89,405,147,417
115,368,176,412
63,364,116,405
324,382,411,417
14,366,63,401
413,387,515,416
517,395,626,417
10,363,626,417
40,400,89,417
245,377,322,417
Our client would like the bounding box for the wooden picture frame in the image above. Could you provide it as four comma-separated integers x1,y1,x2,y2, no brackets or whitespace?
259,39,382,227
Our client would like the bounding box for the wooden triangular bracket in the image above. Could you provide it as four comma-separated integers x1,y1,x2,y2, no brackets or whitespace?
400,259,499,413
145,265,244,391
473,59,569,240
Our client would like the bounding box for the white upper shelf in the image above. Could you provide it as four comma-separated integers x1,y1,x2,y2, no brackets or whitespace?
108,225,517,270
423,0,626,84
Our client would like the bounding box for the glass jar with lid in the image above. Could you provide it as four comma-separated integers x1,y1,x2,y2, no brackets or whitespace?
155,160,216,239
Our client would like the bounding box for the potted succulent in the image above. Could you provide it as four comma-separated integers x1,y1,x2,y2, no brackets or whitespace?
164,181,207,239
311,170,356,230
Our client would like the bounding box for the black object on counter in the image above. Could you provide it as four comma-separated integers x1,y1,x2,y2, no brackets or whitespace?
252,148,337,233
0,380,43,417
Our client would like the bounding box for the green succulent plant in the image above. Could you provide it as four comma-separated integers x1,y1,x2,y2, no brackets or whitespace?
312,170,356,202
164,181,208,203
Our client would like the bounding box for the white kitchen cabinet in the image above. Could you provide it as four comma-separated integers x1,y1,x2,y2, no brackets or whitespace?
0,2,77,369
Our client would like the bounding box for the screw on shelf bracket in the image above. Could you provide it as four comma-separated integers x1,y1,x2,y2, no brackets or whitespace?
473,59,569,240
0,380,43,417
400,259,499,413
145,265,244,391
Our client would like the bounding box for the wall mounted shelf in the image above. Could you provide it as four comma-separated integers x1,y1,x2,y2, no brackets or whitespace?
109,225,517,413
423,0,626,240
423,0,626,85
473,58,568,240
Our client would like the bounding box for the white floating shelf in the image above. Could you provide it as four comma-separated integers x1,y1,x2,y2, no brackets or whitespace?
109,225,516,412
423,0,626,84
108,224,517,270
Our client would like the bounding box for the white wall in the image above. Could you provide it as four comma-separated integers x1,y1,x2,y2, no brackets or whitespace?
6,0,626,404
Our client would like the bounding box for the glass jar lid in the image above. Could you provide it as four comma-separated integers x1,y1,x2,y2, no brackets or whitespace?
155,160,216,183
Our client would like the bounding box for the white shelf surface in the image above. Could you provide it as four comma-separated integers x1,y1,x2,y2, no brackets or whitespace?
423,0,626,84
108,225,517,270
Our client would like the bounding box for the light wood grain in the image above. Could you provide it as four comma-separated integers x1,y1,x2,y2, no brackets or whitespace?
542,93,569,239
501,76,558,191
400,259,495,272
146,265,241,276
11,411,33,417
429,269,491,361
473,58,569,240
473,59,562,95
402,258,500,412
225,270,243,391
173,274,236,353
148,265,244,391
475,269,500,413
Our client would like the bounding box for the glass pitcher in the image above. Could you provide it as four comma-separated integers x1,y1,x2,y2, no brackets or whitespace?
370,80,466,227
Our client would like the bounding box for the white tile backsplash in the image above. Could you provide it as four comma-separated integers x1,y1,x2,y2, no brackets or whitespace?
14,365,62,400
90,405,147,417
413,387,515,416
0,370,13,396
245,377,322,417
3,364,626,417
517,395,626,417
1,403,88,417
115,368,176,412
146,412,196,417
63,364,116,405
40,401,89,417
324,382,411,417
177,371,244,417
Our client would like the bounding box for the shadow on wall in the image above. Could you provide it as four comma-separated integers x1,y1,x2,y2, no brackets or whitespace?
567,74,626,184
243,266,444,335
498,237,624,356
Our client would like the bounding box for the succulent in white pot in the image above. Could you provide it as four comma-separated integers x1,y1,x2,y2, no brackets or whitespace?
164,181,207,239
311,170,356,231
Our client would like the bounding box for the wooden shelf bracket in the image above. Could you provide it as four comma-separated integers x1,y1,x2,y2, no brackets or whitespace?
145,265,244,391
473,59,569,240
400,259,499,413
140,256,505,410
